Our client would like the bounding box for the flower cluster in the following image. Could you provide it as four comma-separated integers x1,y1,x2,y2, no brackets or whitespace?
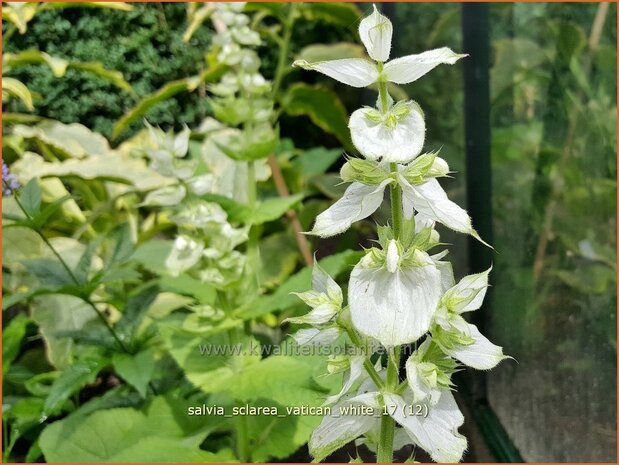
291,6,507,463
2,160,20,196
165,201,248,288
139,124,248,288
205,2,278,165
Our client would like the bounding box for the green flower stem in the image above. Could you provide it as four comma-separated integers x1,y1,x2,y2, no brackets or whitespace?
246,159,261,293
389,163,403,239
377,411,395,463
270,3,297,99
341,324,384,390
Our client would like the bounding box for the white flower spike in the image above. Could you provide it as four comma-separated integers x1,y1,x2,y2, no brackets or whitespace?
293,5,466,88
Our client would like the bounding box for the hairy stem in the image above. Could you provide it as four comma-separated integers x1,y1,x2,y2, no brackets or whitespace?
389,163,403,239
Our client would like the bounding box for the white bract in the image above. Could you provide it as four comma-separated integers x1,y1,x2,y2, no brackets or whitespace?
310,374,467,463
349,246,442,347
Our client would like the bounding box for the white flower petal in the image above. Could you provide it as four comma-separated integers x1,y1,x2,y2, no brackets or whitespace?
406,359,442,405
293,58,379,88
311,180,391,237
284,302,338,326
349,252,442,346
400,177,474,235
349,104,425,163
291,327,340,347
358,5,392,62
445,268,491,313
385,391,467,463
312,261,343,305
444,323,507,370
323,355,367,406
383,47,467,84
309,392,380,461
386,239,399,273
165,235,204,276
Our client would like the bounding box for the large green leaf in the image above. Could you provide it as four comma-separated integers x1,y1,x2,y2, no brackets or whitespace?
283,83,352,151
13,121,111,158
295,42,365,63
30,295,98,369
112,65,225,139
15,154,172,192
300,2,361,27
39,397,235,462
112,349,155,398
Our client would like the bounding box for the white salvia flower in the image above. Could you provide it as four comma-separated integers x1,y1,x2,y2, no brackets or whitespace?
165,235,204,276
441,323,507,370
405,339,443,405
349,247,442,346
432,269,509,370
293,5,465,89
309,391,382,461
170,201,228,228
310,373,466,463
287,263,343,325
358,4,393,62
311,179,393,237
187,174,215,195
384,390,467,463
349,100,425,163
400,175,482,240
291,327,341,347
323,355,367,406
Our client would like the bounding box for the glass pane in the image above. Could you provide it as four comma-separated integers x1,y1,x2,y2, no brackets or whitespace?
486,3,617,462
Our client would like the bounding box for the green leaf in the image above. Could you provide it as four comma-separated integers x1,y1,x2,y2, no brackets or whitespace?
283,83,352,151
2,3,38,34
300,2,361,27
3,314,30,375
131,240,172,274
19,178,42,217
21,258,75,289
112,349,155,397
70,61,132,92
118,285,160,339
44,355,108,416
112,65,225,139
42,2,133,11
295,42,365,63
13,121,111,158
2,77,34,110
234,250,361,319
73,240,100,285
30,295,98,369
39,397,236,462
200,193,250,224
252,194,303,225
293,147,342,181
4,50,68,77
259,232,298,289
